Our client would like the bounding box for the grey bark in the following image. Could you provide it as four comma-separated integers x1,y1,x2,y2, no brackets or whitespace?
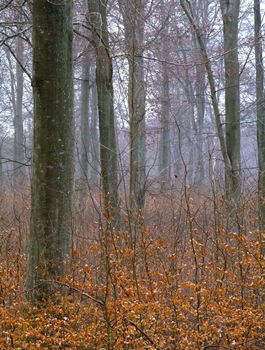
178,40,203,186
194,38,206,185
190,0,208,186
159,40,171,190
90,79,100,184
5,39,25,180
87,0,120,220
28,0,74,301
254,0,265,233
0,142,3,192
80,47,91,183
171,84,184,179
220,0,241,204
14,35,25,178
180,0,231,190
118,0,146,212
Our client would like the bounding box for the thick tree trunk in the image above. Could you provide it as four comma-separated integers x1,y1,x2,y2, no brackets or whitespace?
87,0,120,221
254,0,265,235
28,0,74,302
220,0,241,204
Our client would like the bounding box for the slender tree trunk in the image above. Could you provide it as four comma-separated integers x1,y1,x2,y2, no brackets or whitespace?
180,0,232,194
0,142,3,192
172,84,183,179
220,0,241,205
159,50,170,190
90,79,100,184
118,0,146,213
254,0,265,235
14,35,25,179
5,39,25,180
193,0,209,187
187,108,195,186
87,0,120,221
194,42,205,186
172,125,182,178
28,0,74,302
128,43,146,212
80,48,91,184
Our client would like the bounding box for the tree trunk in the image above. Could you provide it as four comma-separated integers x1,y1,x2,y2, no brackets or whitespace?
220,0,241,204
87,0,120,221
128,45,146,212
5,38,25,180
0,142,3,192
180,0,233,196
90,79,100,185
14,35,25,179
80,48,91,184
118,0,146,213
194,40,205,186
254,0,265,235
28,0,74,302
159,50,170,191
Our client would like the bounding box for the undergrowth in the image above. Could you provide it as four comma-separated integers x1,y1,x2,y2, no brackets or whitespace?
0,186,264,349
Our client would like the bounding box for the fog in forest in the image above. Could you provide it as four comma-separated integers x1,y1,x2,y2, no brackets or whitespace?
0,0,264,349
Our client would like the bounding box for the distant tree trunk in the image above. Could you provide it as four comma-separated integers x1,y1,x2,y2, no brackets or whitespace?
80,47,91,184
194,40,205,186
220,0,241,205
181,0,240,213
185,103,196,186
118,0,146,213
194,0,209,187
14,35,25,179
159,44,170,191
254,0,265,234
0,142,3,192
28,0,74,302
171,84,183,179
172,123,182,179
5,37,25,180
87,0,120,221
90,79,100,184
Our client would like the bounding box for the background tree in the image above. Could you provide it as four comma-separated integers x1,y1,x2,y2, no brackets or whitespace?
87,0,120,222
159,46,171,190
193,0,208,186
79,44,91,188
13,33,25,180
158,21,171,190
118,0,146,213
89,78,100,184
220,0,241,207
254,0,265,237
180,0,230,187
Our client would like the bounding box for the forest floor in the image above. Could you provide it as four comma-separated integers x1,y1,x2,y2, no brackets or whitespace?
0,184,264,349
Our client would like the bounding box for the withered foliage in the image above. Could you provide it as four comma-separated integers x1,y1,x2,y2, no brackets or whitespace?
0,187,264,349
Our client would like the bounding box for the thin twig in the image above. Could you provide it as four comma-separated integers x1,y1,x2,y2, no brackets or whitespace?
41,279,105,306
